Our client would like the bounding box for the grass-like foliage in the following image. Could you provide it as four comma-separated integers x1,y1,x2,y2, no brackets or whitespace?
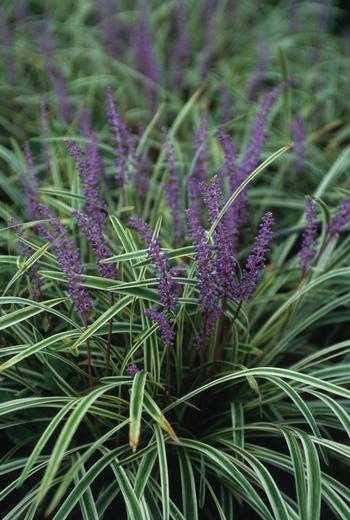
1,1,350,518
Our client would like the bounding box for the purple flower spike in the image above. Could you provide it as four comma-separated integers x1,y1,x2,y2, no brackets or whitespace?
37,204,93,315
170,0,189,89
188,114,209,221
106,88,132,195
299,196,317,276
162,129,183,242
99,0,120,59
145,309,175,349
46,66,71,125
218,128,236,180
129,217,178,311
186,207,218,313
127,364,142,378
239,83,284,184
228,83,284,244
134,0,160,112
72,210,119,281
65,139,105,229
200,176,236,299
291,114,306,174
238,212,274,301
328,200,350,240
79,105,108,187
200,0,219,77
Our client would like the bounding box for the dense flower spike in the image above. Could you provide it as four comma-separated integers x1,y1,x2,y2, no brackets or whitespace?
200,0,219,76
129,217,178,311
106,88,132,195
299,196,317,275
229,83,284,244
79,105,107,187
145,309,175,349
66,139,119,281
291,113,306,173
127,364,142,378
328,200,350,240
186,207,218,313
65,139,105,229
238,212,274,301
218,128,236,180
162,129,183,241
200,176,236,298
37,204,93,314
135,0,160,111
170,0,189,89
72,210,119,280
99,0,120,59
188,114,209,220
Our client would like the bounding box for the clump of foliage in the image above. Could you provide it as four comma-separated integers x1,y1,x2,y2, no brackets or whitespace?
0,1,350,519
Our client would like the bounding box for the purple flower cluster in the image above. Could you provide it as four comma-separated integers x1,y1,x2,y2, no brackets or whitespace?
72,210,118,280
129,217,178,311
169,0,189,89
127,364,142,378
99,0,120,59
200,176,236,299
65,139,119,281
188,114,209,221
291,114,306,174
79,105,107,187
38,16,71,125
328,200,350,240
65,139,105,229
37,204,93,314
238,212,274,301
162,129,183,242
145,309,175,349
299,196,317,275
217,128,236,180
106,88,134,195
186,207,218,313
45,65,71,125
200,0,219,77
134,0,160,112
228,83,284,244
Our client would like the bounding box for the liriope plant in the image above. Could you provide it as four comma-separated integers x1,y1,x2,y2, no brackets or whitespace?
0,1,350,519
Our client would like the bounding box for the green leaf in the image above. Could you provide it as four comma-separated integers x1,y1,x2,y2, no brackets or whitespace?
36,381,129,507
143,392,177,441
129,371,147,452
2,242,50,296
71,296,133,352
178,448,198,520
155,425,170,520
